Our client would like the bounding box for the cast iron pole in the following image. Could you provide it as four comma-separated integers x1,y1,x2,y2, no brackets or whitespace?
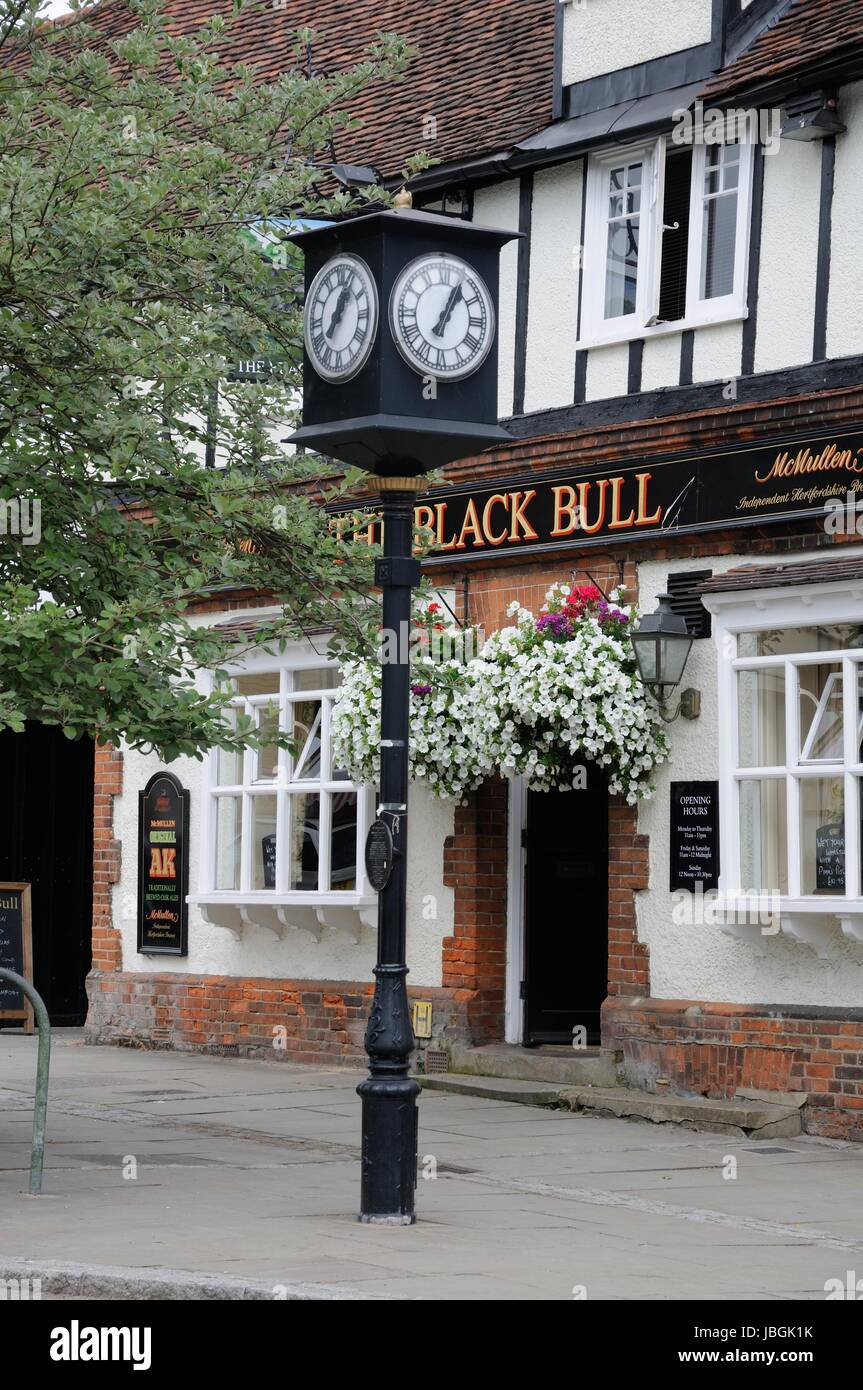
358,478,422,1223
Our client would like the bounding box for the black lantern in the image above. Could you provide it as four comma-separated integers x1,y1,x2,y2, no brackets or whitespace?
290,202,518,1226
631,594,700,721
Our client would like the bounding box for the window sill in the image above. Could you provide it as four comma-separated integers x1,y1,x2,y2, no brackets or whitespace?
187,893,377,943
714,895,863,958
576,309,747,353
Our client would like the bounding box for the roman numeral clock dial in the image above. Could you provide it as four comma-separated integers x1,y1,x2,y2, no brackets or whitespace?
304,253,378,382
389,253,495,382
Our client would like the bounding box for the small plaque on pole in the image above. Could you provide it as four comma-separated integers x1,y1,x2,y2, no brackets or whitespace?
365,818,394,892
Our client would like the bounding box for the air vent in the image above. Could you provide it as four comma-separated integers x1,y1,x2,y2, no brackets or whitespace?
666,570,712,638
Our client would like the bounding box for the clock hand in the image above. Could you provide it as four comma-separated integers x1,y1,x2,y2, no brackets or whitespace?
432,276,465,338
326,287,351,339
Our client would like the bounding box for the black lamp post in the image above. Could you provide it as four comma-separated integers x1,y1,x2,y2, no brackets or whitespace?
290,199,518,1223
630,594,700,722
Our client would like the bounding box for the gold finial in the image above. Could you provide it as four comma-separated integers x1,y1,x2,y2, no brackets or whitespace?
393,186,413,210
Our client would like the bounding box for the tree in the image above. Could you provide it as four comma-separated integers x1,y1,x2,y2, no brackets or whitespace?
0,0,417,759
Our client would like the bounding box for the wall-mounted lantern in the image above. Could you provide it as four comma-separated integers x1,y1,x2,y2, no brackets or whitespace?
630,594,700,722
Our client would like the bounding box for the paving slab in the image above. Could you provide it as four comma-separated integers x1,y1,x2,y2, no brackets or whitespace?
1,1030,862,1300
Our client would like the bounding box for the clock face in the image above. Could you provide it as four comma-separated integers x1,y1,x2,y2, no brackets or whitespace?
389,253,495,381
304,253,378,382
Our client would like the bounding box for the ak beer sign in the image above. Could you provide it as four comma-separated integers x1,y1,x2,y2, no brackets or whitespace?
330,424,863,561
138,772,190,956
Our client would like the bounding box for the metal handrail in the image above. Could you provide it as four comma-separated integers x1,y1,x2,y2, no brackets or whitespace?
0,969,50,1195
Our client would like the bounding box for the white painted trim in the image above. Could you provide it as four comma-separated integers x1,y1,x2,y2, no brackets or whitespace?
577,133,753,351
581,138,663,345
712,579,863,921
505,776,527,1045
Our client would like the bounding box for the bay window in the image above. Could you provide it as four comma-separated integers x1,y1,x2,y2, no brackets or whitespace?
709,580,863,951
191,648,376,938
581,134,753,346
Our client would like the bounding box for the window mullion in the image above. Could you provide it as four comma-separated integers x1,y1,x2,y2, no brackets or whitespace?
786,661,801,896
843,658,859,899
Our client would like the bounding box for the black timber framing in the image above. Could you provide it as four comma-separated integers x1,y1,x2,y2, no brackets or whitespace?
741,143,765,378
813,136,836,363
512,175,534,417
504,354,863,440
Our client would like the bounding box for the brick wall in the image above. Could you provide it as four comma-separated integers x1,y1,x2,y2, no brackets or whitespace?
441,777,509,1044
85,971,474,1064
604,997,863,1141
92,744,123,973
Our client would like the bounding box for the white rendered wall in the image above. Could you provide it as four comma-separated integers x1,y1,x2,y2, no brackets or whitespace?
827,81,863,360
112,656,454,989
754,138,822,372
641,332,683,392
561,0,713,86
691,320,742,382
585,341,629,399
636,552,863,1008
473,181,520,418
523,162,583,413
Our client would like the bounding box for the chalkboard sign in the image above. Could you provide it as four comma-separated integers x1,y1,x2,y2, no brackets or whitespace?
262,834,277,890
816,823,845,892
0,883,34,1032
670,781,720,892
137,772,190,955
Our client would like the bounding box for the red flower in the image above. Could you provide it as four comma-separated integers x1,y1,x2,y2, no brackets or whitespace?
427,602,441,613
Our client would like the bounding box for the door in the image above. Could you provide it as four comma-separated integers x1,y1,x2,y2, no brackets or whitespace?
0,723,94,1025
522,768,608,1046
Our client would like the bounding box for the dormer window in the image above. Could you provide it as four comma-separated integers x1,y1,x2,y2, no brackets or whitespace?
580,134,754,347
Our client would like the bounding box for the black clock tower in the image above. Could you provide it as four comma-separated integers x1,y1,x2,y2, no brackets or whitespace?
291,200,518,1224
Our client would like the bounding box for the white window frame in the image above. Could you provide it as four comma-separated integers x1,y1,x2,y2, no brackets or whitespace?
581,138,663,346
189,637,377,938
705,576,863,951
578,135,753,349
684,139,754,329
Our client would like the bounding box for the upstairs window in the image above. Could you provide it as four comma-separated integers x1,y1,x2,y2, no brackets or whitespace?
581,135,753,346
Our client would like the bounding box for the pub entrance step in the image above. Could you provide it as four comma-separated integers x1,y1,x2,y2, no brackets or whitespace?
417,1073,805,1140
443,1041,621,1088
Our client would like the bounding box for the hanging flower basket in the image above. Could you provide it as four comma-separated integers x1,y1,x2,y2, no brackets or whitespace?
332,604,494,802
332,586,669,804
475,583,669,803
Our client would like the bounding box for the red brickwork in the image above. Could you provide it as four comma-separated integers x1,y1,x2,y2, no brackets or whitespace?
85,971,473,1065
604,997,863,1141
91,743,124,974
606,801,650,1001
441,777,509,1044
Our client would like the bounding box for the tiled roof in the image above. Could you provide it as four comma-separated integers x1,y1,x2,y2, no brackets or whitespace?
31,0,555,180
700,554,863,592
700,0,863,103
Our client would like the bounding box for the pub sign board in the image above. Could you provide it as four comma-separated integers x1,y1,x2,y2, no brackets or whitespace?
138,772,190,956
0,883,34,1032
670,782,720,893
329,424,863,563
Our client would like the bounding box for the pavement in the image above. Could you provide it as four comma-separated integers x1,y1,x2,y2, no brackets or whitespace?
1,1029,863,1300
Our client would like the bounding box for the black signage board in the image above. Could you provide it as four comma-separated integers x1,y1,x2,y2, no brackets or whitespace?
330,424,863,562
816,823,845,892
138,772,190,955
670,781,720,892
0,882,34,1031
262,834,277,890
365,818,394,892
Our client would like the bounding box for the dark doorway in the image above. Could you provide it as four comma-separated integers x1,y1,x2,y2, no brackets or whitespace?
523,767,608,1046
0,723,94,1025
